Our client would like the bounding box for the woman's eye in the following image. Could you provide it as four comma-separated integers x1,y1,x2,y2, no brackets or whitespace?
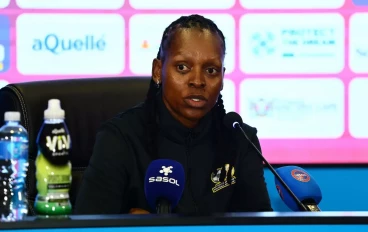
207,68,218,75
177,64,189,71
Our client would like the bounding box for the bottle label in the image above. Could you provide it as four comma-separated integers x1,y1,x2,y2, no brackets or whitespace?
35,151,72,194
0,138,28,160
47,174,70,190
35,122,72,214
35,154,72,214
37,123,71,166
0,140,29,219
0,140,28,179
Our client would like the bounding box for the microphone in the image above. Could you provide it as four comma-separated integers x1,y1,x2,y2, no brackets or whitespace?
144,159,185,214
223,112,310,212
275,166,322,212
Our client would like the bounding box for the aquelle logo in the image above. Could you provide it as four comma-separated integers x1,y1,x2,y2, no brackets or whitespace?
32,34,106,54
16,14,125,75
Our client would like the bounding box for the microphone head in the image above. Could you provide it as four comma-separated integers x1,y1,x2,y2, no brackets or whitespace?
144,159,185,212
223,112,243,130
274,166,322,211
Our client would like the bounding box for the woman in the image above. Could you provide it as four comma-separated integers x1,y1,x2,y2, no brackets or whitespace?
74,14,272,215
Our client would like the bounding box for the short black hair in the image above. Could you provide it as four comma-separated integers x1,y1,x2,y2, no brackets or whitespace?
144,14,234,186
156,14,226,60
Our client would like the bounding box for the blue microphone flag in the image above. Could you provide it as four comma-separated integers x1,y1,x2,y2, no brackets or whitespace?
144,159,185,212
275,166,322,211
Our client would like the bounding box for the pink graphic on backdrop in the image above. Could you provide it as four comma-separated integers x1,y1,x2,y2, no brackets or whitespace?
0,0,367,164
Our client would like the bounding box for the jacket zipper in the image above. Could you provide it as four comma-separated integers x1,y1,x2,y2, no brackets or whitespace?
186,130,198,213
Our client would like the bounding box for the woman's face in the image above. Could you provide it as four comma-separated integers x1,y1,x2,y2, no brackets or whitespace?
152,28,225,128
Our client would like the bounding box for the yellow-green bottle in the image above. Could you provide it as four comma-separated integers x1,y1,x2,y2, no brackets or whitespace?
34,99,72,215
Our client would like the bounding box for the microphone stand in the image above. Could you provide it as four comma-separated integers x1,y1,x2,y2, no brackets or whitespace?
233,122,310,212
156,198,171,214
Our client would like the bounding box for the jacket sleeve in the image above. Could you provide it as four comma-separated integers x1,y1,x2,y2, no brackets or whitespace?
74,122,129,214
229,126,273,212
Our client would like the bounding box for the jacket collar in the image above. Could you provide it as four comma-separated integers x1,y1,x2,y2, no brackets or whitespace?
156,92,214,145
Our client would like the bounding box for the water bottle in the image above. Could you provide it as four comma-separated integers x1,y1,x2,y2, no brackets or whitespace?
0,111,29,221
34,99,72,215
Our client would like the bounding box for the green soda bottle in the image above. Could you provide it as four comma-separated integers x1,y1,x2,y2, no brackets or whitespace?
34,99,72,215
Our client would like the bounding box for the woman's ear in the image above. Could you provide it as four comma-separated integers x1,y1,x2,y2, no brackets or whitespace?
152,58,162,84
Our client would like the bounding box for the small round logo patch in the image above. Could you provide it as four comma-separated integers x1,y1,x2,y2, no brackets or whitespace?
276,185,284,200
291,169,310,182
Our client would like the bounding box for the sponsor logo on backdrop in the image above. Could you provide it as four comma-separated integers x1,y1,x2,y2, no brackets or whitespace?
352,0,368,6
356,47,368,57
251,29,337,58
349,78,368,138
130,0,235,9
130,14,235,75
0,0,10,8
251,32,276,57
32,34,106,55
240,78,345,139
0,45,5,72
349,14,368,73
129,14,178,75
240,0,344,9
248,98,338,121
16,14,125,75
249,98,272,117
0,80,8,89
140,40,159,51
0,15,10,72
16,0,124,9
240,14,344,74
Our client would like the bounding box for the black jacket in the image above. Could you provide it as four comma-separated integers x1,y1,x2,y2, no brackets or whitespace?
74,94,272,214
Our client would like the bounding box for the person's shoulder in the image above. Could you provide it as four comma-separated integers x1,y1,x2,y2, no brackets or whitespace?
100,102,146,136
115,102,146,121
241,122,258,136
230,121,259,145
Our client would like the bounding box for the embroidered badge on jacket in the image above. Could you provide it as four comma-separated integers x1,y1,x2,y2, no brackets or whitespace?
210,164,236,193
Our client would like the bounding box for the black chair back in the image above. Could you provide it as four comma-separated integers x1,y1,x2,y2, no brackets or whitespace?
0,77,150,215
